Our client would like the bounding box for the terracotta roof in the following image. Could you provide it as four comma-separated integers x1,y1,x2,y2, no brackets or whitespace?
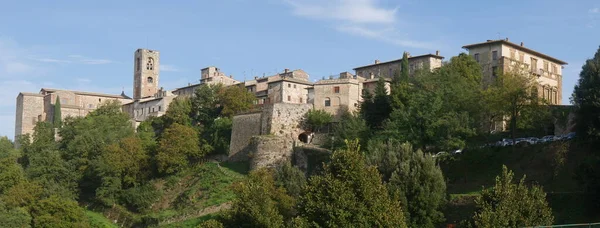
462,39,568,65
353,54,444,70
40,88,129,99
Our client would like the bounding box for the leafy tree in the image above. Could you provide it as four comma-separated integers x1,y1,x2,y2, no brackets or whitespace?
0,201,31,228
191,84,223,126
224,168,295,228
25,148,77,200
30,195,89,228
0,153,26,194
198,219,224,228
162,97,193,128
400,51,409,81
305,109,332,132
329,109,370,150
205,117,233,155
156,123,207,174
120,183,161,213
361,77,392,129
274,162,306,198
1,181,43,209
219,85,256,117
53,96,62,128
473,165,553,227
367,140,446,228
573,46,600,140
299,140,407,227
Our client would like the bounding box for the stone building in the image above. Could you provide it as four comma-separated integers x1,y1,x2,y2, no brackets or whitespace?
309,72,365,117
353,51,444,79
243,69,311,106
462,38,568,104
15,89,132,139
133,49,160,100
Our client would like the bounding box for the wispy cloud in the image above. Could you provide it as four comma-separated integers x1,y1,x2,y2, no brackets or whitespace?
30,57,71,63
588,7,600,28
68,54,112,65
284,0,433,49
590,8,599,14
161,64,181,72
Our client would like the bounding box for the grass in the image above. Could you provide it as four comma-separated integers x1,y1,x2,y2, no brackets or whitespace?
441,140,600,225
159,214,219,228
85,210,118,228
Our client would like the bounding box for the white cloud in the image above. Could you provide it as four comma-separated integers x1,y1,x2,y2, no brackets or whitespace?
285,0,434,49
286,0,397,24
161,64,181,72
590,8,599,14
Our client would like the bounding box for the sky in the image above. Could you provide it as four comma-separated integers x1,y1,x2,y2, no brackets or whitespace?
1,0,599,139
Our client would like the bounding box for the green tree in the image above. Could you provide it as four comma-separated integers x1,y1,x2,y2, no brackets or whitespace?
400,51,409,81
305,109,332,132
198,219,224,228
299,140,407,227
191,84,223,126
367,140,446,228
0,153,26,194
573,46,600,140
361,77,392,129
1,181,43,209
224,168,295,228
205,117,233,155
0,201,31,228
31,195,90,228
473,165,553,227
25,148,77,200
156,123,207,174
53,96,62,128
162,97,193,128
219,85,256,117
274,162,306,198
329,109,370,150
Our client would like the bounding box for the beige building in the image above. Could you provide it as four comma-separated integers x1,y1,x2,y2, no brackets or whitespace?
463,38,568,104
133,49,160,100
15,89,132,139
310,72,364,117
243,69,311,106
353,51,444,79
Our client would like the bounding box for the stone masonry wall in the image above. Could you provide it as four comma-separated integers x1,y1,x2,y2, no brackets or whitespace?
261,103,312,139
229,112,262,161
248,135,294,170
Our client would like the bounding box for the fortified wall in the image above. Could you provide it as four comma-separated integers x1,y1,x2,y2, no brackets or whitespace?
229,103,312,169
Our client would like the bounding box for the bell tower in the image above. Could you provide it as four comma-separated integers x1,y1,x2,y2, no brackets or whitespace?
133,49,159,100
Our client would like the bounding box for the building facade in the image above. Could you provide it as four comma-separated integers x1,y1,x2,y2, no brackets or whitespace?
353,51,444,79
462,38,568,105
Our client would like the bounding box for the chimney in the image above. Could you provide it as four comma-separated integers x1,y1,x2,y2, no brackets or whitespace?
339,72,352,79
229,75,232,78
375,59,381,64
435,50,440,56
487,39,493,42
505,37,509,41
406,52,411,58
188,83,191,86
284,68,290,73
520,42,524,47
254,76,258,80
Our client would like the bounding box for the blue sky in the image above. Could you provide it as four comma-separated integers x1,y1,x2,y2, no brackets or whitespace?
1,0,599,139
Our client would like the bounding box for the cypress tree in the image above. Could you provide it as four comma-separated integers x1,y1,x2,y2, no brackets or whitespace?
401,51,410,81
53,96,62,127
573,46,600,140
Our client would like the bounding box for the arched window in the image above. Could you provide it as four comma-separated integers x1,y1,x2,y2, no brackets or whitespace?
147,77,153,83
324,97,331,107
146,57,154,70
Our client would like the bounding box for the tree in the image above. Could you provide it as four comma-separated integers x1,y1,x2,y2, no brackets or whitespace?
361,77,392,129
573,46,600,140
156,123,208,174
274,162,306,198
224,168,295,228
191,84,222,126
53,96,62,128
367,140,446,228
299,140,407,227
400,51,409,81
219,85,256,117
0,201,31,228
305,109,332,132
162,97,193,128
473,165,553,227
329,109,370,150
30,195,90,228
25,148,78,200
0,153,26,194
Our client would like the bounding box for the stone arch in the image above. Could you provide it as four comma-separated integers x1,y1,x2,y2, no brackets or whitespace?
147,77,153,83
146,57,154,70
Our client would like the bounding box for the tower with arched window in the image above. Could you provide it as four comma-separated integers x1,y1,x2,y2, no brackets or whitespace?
133,49,160,100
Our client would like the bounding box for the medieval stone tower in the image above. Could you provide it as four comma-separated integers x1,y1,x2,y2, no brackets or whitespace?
133,49,160,100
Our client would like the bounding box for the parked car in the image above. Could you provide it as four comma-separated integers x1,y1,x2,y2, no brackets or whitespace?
433,152,447,158
540,135,554,143
527,137,540,144
564,132,576,140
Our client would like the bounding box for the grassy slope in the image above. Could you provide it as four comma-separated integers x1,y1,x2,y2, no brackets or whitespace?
86,210,118,228
441,140,600,225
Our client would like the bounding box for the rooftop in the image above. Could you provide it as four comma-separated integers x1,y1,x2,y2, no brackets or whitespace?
353,53,445,70
462,39,568,65
40,88,130,99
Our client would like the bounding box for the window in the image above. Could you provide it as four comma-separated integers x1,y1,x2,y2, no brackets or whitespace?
288,83,291,88
492,66,498,77
158,106,161,111
147,77,153,83
99,98,102,102
324,98,331,107
552,64,557,74
554,90,558,104
287,95,291,101
300,97,303,103
294,84,296,88
136,57,140,71
519,53,524,62
474,53,480,62
492,51,498,60
334,86,340,93
530,58,538,71
544,61,549,72
389,68,392,77
146,57,154,70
